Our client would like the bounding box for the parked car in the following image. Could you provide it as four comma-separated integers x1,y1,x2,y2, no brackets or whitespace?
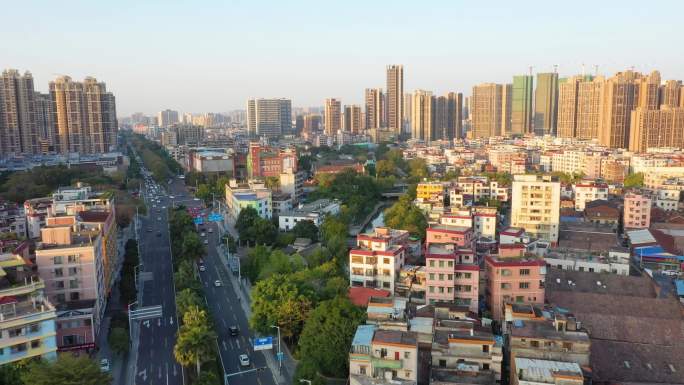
214,280,222,287
662,270,679,277
229,326,239,336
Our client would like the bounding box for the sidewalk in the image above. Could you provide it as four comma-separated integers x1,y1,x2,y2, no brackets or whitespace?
215,245,297,384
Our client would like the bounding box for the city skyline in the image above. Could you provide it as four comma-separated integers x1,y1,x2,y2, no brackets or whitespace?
4,1,684,115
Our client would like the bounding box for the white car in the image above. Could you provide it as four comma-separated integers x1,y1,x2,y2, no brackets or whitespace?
239,354,250,367
169,195,175,199
100,358,110,373
662,270,679,277
208,228,213,233
203,239,209,245
194,198,200,201
214,280,222,287
199,265,206,272
200,233,206,237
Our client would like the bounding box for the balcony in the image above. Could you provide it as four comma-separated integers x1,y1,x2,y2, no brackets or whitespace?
372,357,403,369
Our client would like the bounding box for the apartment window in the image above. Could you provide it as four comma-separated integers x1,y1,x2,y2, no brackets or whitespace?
10,343,27,353
351,256,363,264
29,324,40,333
69,280,79,289
56,294,66,303
483,363,490,370
464,273,472,279
380,348,388,358
482,344,489,353
447,287,452,293
501,269,511,276
8,328,24,338
429,260,435,267
516,296,524,303
429,286,434,293
563,342,573,350
54,268,64,277
70,292,80,301
383,269,390,276
447,274,453,280
53,256,64,265
383,258,390,264
404,351,410,359
501,283,511,290
519,282,530,289
438,274,444,281
55,280,65,289
67,255,79,263
359,366,366,375
429,273,435,280
447,261,453,268
30,340,41,349
439,359,446,368
438,260,444,268
520,269,530,276
438,287,444,293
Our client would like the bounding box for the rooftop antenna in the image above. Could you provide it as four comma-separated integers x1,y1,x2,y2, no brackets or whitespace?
594,65,599,77
581,63,586,77
529,66,533,76
553,64,558,74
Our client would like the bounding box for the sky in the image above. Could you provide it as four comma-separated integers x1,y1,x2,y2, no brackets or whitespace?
4,0,684,116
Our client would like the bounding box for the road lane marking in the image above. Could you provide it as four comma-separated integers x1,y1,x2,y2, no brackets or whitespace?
217,302,221,311
222,340,227,351
229,339,234,349
236,339,240,349
222,319,227,327
233,314,237,321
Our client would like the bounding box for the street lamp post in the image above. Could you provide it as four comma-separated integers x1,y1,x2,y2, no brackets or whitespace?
127,301,138,343
271,325,282,373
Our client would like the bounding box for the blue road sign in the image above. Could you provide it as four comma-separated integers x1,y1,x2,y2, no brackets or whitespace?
277,352,284,361
209,213,223,222
253,337,273,351
193,217,204,225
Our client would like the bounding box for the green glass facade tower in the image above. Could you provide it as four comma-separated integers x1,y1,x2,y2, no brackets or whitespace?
511,75,533,134
534,72,559,136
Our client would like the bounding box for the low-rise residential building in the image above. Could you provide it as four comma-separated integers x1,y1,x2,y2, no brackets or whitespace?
508,313,591,369
24,197,52,239
623,193,651,229
424,245,479,312
225,179,272,220
0,251,58,365
583,200,620,225
573,182,608,211
655,187,680,211
417,182,449,203
511,175,561,244
349,227,408,292
431,320,503,384
0,200,26,239
485,253,546,320
349,325,419,384
511,357,583,385
35,218,105,351
278,199,340,231
426,225,473,249
473,207,498,238
544,248,630,275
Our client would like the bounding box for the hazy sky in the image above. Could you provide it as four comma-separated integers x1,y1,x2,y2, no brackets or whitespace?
4,0,683,116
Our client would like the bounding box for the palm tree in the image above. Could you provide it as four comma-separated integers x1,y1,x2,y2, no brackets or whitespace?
173,306,216,375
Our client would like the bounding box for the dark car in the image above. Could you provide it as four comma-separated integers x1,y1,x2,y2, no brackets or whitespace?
229,326,239,336
156,231,162,237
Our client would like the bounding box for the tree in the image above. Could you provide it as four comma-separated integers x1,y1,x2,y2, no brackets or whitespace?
108,327,129,355
258,250,304,280
235,207,259,237
181,231,204,261
384,194,428,239
250,274,312,341
292,220,319,242
174,260,200,292
225,234,237,253
195,371,220,385
624,172,644,188
376,159,396,178
21,354,111,385
252,218,278,245
264,176,280,190
244,245,271,283
298,297,365,377
176,288,203,315
174,306,217,375
195,184,213,204
408,158,429,180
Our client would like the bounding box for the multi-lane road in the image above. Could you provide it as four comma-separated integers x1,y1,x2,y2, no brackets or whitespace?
131,170,277,385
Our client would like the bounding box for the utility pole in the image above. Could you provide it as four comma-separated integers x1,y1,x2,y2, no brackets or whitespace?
271,325,282,373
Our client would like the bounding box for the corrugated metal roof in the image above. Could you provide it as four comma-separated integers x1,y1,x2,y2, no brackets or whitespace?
627,229,656,245
515,357,582,381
